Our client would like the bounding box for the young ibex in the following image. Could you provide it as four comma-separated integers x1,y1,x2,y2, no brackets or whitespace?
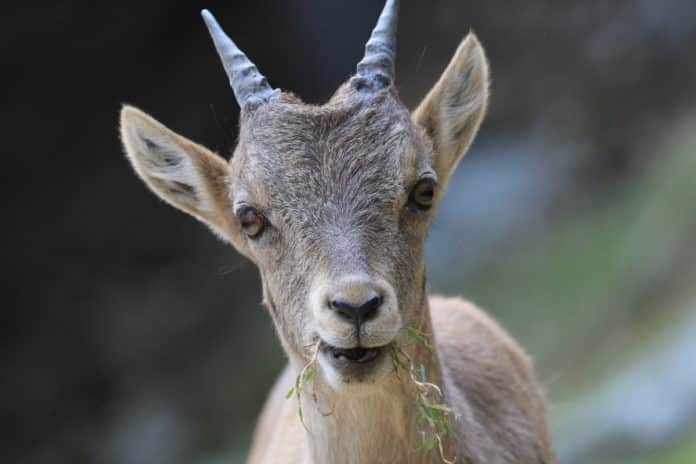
120,1,556,463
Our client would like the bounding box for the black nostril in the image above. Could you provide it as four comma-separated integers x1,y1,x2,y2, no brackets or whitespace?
359,295,381,320
331,301,354,322
330,295,382,325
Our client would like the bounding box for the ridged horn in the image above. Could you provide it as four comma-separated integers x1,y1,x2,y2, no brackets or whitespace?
354,0,400,91
201,9,277,108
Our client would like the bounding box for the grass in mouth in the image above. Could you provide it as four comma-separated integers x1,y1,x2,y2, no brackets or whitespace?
285,329,456,463
285,339,321,430
391,327,457,464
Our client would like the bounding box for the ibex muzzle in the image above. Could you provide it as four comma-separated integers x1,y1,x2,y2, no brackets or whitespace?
313,272,401,371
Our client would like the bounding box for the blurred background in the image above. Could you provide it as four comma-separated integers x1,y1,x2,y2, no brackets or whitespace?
5,0,696,463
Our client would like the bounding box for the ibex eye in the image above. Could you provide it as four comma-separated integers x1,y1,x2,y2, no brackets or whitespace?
238,207,266,238
409,178,436,211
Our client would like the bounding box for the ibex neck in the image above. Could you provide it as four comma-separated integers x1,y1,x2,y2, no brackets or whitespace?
299,306,450,464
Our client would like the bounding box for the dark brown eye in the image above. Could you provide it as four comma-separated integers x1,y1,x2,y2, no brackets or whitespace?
238,207,266,238
409,178,436,210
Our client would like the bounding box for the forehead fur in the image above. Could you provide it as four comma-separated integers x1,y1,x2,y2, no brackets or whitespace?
232,87,430,216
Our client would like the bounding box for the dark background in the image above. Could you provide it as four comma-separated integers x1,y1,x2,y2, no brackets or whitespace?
5,1,696,463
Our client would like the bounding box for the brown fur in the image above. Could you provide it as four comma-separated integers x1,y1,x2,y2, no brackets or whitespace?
120,29,556,464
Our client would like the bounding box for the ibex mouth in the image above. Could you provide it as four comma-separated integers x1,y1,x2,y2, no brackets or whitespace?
328,346,380,363
322,344,385,372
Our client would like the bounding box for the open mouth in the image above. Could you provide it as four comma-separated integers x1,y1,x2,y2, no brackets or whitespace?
322,344,384,370
327,346,381,363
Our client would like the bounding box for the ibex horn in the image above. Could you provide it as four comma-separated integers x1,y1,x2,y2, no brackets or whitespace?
201,9,277,108
354,0,400,91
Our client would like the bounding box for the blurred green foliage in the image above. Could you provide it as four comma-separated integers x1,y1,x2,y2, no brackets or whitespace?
445,115,696,463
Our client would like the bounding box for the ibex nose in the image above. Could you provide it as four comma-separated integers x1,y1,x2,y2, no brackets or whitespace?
330,294,382,326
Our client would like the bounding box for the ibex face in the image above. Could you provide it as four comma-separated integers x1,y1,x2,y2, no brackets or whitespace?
120,0,489,388
235,87,430,384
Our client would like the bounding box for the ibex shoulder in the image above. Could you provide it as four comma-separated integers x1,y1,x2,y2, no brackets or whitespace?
430,295,555,463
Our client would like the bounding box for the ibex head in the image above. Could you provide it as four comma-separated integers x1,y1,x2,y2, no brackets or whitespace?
120,0,488,387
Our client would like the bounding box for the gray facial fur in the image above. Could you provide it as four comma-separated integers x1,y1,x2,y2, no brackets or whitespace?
230,86,436,356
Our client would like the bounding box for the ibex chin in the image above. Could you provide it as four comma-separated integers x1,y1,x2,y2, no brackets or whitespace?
119,1,556,462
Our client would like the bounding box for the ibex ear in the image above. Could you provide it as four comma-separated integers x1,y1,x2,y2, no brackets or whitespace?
413,33,489,184
120,105,235,241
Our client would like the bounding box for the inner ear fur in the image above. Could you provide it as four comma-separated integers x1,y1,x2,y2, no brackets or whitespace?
119,105,236,240
413,33,490,185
